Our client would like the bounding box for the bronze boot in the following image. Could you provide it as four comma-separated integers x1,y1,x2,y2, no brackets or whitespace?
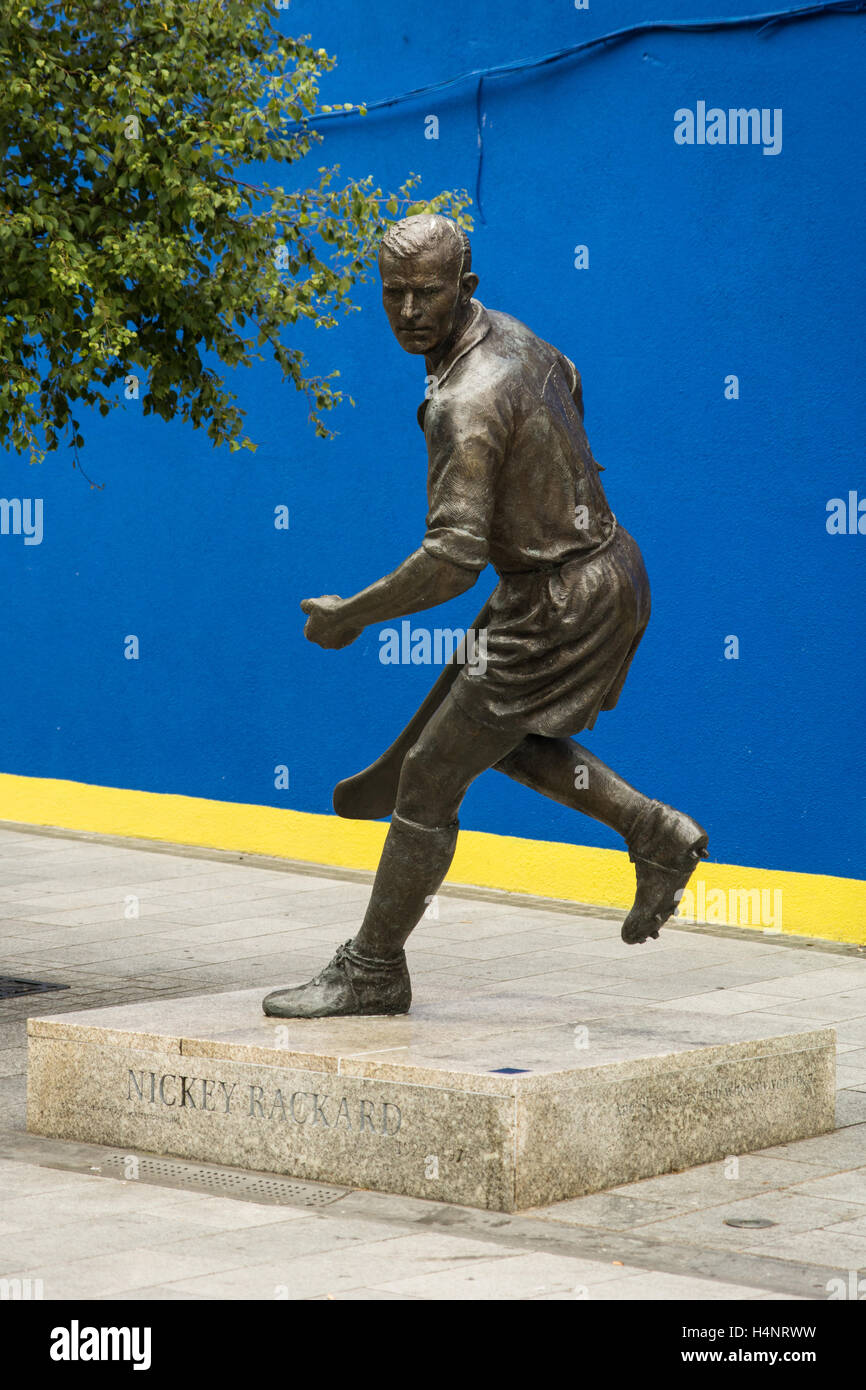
262,940,411,1019
622,800,709,945
262,813,459,1018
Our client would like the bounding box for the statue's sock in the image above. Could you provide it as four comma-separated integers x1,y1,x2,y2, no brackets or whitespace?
352,812,459,959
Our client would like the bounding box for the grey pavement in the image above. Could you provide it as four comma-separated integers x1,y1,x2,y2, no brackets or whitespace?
0,824,864,1301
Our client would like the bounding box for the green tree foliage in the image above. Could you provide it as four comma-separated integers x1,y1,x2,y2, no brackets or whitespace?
0,0,470,464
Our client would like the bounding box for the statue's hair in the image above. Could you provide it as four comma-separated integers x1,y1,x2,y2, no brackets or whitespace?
379,214,471,276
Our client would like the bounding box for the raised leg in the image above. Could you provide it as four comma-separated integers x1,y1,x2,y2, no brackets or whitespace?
494,736,708,944
494,735,648,840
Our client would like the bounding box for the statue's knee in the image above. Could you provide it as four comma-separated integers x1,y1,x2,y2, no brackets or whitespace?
396,743,451,824
396,741,430,796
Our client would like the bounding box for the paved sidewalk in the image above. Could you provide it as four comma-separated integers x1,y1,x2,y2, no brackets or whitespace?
1,825,864,1301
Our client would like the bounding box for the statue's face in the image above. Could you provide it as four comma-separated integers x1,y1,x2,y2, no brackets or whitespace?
379,246,465,355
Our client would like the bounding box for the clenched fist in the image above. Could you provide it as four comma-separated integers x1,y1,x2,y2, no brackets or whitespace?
300,595,364,650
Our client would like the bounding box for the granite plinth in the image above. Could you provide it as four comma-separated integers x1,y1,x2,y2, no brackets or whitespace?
27,991,836,1212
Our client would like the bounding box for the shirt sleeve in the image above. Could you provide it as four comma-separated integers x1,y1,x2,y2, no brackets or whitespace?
421,391,510,572
557,352,604,471
560,354,584,421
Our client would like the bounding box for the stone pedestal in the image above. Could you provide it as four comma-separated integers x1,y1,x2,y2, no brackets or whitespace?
27,991,835,1212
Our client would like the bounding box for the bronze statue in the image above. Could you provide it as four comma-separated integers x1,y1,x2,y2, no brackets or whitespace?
263,215,707,1019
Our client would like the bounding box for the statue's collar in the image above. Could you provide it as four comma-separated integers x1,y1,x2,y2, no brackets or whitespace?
425,299,489,388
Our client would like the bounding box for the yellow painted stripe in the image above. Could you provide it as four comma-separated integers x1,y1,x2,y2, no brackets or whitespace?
1,772,863,945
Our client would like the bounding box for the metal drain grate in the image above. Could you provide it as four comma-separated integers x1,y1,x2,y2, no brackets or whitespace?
99,1153,349,1207
0,977,69,1000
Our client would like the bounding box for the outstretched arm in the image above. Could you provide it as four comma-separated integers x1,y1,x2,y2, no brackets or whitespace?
301,548,478,650
304,390,505,651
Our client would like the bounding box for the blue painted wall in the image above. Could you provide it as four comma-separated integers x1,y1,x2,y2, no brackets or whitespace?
3,1,864,879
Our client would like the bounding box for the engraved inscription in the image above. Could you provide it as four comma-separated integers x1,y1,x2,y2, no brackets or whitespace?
127,1070,401,1136
614,1074,802,1119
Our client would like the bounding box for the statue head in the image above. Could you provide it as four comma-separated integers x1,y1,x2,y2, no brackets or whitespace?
378,214,478,356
